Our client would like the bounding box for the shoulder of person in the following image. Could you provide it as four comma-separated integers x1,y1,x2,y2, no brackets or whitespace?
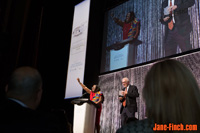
131,18,140,23
129,85,137,88
98,91,103,95
163,0,168,5
135,18,140,23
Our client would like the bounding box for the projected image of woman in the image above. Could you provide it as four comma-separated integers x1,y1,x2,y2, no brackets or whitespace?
110,11,141,64
111,11,140,41
77,78,103,133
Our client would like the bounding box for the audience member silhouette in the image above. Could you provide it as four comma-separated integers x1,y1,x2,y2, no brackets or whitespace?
0,66,69,132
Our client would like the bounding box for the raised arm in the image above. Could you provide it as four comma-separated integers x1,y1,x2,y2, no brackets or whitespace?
77,78,91,94
111,13,124,27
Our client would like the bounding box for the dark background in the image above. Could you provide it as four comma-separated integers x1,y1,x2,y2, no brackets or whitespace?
0,0,127,126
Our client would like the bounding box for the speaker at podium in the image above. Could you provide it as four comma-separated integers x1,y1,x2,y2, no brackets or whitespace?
71,98,98,133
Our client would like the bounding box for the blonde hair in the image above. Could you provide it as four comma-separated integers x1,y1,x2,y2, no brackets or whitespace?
143,59,200,124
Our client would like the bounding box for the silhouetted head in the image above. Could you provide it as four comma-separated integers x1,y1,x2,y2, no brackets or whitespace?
6,66,43,110
143,59,200,124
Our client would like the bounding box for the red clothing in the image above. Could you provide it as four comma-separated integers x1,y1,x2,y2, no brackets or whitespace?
90,91,103,126
123,23,132,40
90,91,102,103
95,104,102,126
123,18,140,40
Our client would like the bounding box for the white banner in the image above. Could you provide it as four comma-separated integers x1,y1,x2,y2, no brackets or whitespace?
65,0,91,99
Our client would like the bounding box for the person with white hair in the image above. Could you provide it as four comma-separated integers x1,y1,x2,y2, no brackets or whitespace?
119,77,139,126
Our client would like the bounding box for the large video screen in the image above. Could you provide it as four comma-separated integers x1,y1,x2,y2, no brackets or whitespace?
100,0,200,73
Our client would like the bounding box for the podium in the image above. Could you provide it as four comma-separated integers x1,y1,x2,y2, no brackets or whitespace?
106,38,142,71
72,98,97,133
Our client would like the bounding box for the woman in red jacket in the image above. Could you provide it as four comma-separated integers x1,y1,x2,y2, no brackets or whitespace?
77,78,103,133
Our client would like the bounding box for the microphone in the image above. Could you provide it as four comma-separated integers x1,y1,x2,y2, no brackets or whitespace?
80,92,88,98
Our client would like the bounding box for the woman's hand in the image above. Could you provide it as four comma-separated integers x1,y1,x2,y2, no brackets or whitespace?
77,78,80,83
110,12,114,18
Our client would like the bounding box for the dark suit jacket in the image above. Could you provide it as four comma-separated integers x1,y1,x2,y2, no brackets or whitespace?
120,85,139,114
0,99,67,133
160,0,195,36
